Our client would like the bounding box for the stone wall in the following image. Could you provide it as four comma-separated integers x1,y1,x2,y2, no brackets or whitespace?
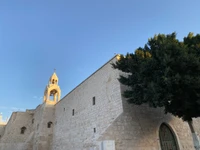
0,103,55,150
0,56,200,150
32,103,55,150
99,104,196,150
0,111,34,150
0,125,5,139
52,57,123,150
98,84,200,150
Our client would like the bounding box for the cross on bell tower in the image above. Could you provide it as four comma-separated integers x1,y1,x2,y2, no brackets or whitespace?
43,70,61,105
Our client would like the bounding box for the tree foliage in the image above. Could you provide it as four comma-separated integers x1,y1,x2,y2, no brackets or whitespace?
113,32,200,121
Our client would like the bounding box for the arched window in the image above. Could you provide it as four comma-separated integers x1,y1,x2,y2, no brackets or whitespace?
21,127,26,134
52,79,55,84
47,122,53,128
159,123,179,150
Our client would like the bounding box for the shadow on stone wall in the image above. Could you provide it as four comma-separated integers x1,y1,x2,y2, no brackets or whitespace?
98,84,175,150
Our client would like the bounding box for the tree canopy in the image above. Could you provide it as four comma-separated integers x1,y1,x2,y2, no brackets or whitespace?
113,32,200,122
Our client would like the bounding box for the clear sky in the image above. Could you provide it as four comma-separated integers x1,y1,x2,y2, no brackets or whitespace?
0,0,200,120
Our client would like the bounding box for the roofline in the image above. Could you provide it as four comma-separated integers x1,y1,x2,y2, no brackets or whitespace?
55,55,118,106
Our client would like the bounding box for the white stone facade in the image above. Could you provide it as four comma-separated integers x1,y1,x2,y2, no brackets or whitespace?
0,56,199,150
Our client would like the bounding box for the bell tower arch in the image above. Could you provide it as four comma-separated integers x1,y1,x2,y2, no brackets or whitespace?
43,70,61,105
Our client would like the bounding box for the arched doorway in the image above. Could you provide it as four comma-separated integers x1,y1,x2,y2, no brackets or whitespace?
159,123,179,150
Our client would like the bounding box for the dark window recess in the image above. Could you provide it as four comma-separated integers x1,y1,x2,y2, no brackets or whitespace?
21,127,26,134
47,122,53,128
94,128,96,133
32,119,34,124
93,97,95,105
72,109,75,116
64,108,65,111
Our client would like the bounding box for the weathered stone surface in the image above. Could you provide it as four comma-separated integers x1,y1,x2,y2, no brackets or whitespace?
0,56,199,150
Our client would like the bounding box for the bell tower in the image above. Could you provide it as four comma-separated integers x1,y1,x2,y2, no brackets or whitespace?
43,70,61,105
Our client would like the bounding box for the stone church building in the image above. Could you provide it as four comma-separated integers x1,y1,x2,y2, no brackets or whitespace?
0,56,200,150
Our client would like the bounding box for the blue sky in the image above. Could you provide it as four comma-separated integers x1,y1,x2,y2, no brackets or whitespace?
0,0,200,120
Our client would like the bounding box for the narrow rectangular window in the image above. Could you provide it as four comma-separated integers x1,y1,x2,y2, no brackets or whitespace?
94,128,96,133
72,109,75,116
93,96,95,105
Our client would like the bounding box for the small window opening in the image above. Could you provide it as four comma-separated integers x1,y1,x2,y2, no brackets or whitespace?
52,79,55,84
47,122,53,128
93,96,96,105
64,108,65,111
21,126,26,134
72,109,75,116
32,119,34,124
94,128,96,133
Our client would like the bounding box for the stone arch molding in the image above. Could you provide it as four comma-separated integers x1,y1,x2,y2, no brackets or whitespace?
158,122,180,150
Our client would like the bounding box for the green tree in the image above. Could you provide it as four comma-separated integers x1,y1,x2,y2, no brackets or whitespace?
113,32,200,150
